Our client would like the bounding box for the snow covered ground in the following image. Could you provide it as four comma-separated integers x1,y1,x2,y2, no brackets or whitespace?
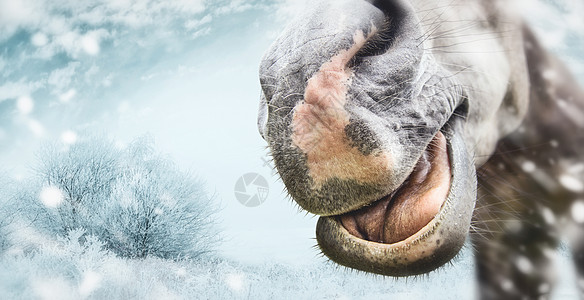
0,234,476,299
0,230,580,299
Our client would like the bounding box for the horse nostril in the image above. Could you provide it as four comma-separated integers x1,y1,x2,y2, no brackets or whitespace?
364,0,407,15
351,17,395,60
353,0,417,61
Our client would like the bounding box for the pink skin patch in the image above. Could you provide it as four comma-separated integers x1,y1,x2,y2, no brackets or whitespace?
291,28,393,188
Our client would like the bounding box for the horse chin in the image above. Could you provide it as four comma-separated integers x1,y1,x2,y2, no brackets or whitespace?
315,117,477,276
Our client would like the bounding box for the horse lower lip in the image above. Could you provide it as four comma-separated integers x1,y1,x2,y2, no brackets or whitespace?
315,117,476,276
339,131,451,244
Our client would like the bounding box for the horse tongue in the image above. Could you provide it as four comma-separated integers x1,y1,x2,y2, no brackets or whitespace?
340,194,393,242
340,132,451,244
383,132,451,243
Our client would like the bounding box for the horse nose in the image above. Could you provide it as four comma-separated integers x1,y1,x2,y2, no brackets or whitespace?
259,0,428,216
288,17,396,193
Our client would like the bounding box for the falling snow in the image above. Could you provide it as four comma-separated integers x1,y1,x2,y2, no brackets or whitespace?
550,140,559,148
567,163,584,174
522,160,537,173
33,277,74,300
571,201,584,224
541,207,556,225
515,256,534,274
31,32,49,47
176,267,187,277
505,219,523,233
81,35,100,56
61,130,78,145
59,89,77,103
78,271,102,298
501,279,514,292
17,96,34,115
0,0,581,299
542,69,557,81
225,273,244,292
39,186,64,208
539,283,550,294
559,174,584,192
27,119,45,136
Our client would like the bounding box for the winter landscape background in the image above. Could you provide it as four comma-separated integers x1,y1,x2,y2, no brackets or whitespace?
0,0,582,299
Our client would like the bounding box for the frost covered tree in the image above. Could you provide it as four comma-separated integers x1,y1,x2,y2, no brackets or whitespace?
29,137,120,234
0,172,15,252
19,135,218,259
100,137,218,259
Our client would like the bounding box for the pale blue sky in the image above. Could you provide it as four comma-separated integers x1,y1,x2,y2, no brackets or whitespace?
0,0,582,269
0,0,321,264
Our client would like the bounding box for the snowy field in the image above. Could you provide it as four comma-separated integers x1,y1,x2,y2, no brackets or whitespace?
0,238,580,299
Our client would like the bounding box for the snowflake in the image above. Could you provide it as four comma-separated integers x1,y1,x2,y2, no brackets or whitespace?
225,273,244,292
541,207,555,225
79,270,102,298
31,32,49,47
559,174,584,192
17,96,34,115
81,35,100,55
39,186,64,208
539,283,550,294
61,130,78,145
59,89,77,103
522,160,536,173
500,279,514,292
550,140,559,148
571,201,584,224
515,256,534,274
27,119,45,136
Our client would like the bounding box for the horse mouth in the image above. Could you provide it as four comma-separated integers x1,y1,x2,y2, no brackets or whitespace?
315,119,476,276
339,130,451,245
